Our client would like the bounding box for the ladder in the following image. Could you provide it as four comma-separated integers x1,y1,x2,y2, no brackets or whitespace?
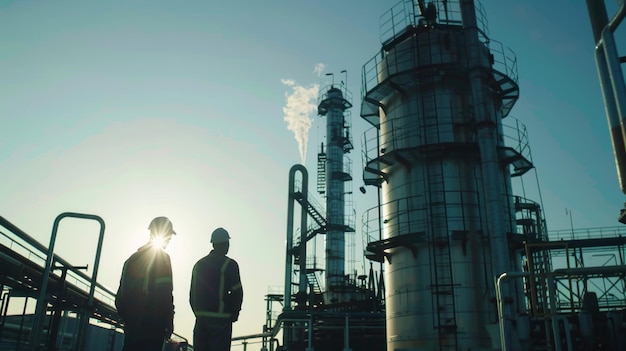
422,91,458,349
428,161,458,351
317,152,326,194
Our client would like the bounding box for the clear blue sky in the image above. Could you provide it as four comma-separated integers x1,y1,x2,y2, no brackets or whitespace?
1,0,624,345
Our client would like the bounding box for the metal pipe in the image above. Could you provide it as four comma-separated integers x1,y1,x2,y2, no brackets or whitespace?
29,212,105,351
547,274,563,351
586,0,626,193
496,272,530,351
343,314,352,351
285,164,308,311
553,315,573,351
231,332,273,342
602,3,626,192
299,169,309,298
285,167,296,312
460,0,510,279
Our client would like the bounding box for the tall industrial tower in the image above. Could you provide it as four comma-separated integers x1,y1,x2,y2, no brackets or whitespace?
279,74,387,351
360,1,534,350
316,74,356,304
274,1,626,350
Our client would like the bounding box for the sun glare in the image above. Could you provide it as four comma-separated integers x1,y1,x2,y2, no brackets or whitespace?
150,235,170,250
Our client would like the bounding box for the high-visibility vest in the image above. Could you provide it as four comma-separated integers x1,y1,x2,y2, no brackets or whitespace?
190,251,243,320
115,244,174,325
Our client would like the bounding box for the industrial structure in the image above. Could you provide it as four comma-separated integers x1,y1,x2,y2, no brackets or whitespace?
274,76,387,351
257,1,626,351
1,1,626,351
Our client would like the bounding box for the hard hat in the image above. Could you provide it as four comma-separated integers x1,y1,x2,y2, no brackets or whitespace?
211,227,230,243
148,216,176,235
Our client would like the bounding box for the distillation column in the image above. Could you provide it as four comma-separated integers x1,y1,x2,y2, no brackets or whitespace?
360,1,527,350
317,81,355,304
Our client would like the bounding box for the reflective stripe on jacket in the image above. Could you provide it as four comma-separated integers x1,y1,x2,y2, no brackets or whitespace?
115,243,174,329
190,250,243,321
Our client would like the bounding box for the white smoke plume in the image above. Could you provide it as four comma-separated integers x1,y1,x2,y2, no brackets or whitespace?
281,73,321,164
313,63,326,77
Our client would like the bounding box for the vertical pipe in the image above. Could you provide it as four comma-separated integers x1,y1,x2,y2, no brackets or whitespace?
554,315,573,351
30,216,62,349
263,297,271,351
460,0,510,285
285,180,293,311
78,216,105,351
286,164,309,310
285,165,311,350
0,291,7,343
376,133,384,292
299,169,309,296
19,297,28,346
496,274,507,351
285,165,300,311
497,272,530,351
548,275,563,351
30,212,105,350
343,314,352,351
604,2,626,193
586,0,626,193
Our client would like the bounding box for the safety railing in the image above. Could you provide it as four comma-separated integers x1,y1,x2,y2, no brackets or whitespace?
0,216,118,310
549,226,626,241
361,116,532,178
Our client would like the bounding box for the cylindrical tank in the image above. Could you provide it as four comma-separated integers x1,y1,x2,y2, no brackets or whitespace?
361,1,523,349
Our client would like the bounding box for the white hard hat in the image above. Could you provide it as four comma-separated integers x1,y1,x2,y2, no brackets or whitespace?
149,216,176,235
210,227,230,243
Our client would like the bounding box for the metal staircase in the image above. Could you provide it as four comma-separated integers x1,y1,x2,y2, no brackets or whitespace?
525,241,554,318
306,271,323,295
292,191,327,228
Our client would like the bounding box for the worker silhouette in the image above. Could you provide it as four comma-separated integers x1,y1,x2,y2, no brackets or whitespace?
190,227,243,351
115,216,176,351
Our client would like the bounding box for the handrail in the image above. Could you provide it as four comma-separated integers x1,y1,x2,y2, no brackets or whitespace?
31,212,106,350
0,216,118,305
248,310,386,351
549,225,626,241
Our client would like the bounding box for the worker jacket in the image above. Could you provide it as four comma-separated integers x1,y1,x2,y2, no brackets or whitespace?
115,243,175,333
190,250,243,323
